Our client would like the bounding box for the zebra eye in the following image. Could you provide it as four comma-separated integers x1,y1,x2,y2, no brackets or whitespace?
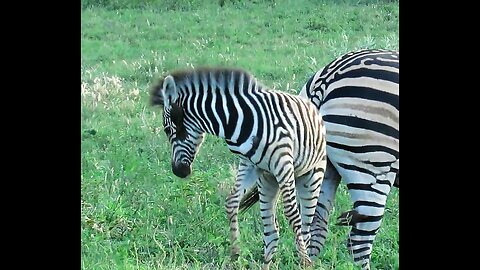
164,126,173,136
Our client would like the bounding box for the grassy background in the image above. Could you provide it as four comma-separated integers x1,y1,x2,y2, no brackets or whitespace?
81,0,399,269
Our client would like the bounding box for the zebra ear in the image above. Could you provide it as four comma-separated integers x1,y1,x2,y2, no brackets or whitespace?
162,75,178,108
150,83,164,107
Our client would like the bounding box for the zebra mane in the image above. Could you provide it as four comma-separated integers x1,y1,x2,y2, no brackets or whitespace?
170,66,254,84
150,67,258,107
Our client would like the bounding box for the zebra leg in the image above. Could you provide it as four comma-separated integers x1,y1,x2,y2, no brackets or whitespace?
338,166,397,270
276,163,312,268
257,173,281,270
295,163,327,255
225,160,259,260
308,159,341,259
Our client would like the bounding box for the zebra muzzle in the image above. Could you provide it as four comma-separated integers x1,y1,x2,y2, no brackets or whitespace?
172,161,191,178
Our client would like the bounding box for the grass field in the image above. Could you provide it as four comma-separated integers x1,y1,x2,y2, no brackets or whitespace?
81,0,399,269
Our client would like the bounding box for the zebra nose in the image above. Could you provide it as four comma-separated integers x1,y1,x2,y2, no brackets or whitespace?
172,161,191,178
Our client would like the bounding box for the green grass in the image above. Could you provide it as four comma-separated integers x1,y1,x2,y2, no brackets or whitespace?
81,0,399,269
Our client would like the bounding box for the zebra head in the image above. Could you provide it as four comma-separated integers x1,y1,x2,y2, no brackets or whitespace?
151,75,205,178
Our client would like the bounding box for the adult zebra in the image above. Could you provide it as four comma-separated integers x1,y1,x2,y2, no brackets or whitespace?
149,67,327,270
240,49,399,269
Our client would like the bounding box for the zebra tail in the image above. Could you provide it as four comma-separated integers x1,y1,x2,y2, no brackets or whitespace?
239,186,259,213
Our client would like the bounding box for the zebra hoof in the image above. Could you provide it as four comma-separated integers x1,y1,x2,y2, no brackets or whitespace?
336,210,369,226
300,257,313,268
230,246,240,261
261,262,271,270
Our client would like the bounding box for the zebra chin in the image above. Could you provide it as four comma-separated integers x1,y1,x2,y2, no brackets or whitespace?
172,161,192,178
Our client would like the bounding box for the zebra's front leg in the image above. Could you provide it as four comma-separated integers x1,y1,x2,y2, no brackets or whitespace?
308,159,341,259
225,161,259,260
257,173,281,270
277,163,312,268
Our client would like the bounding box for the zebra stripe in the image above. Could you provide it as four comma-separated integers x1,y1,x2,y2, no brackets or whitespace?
150,67,327,270
300,49,399,270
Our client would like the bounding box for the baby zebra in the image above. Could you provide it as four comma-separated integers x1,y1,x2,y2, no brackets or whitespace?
150,67,327,269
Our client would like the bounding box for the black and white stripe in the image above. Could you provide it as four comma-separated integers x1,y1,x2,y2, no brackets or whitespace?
150,67,327,270
300,49,399,270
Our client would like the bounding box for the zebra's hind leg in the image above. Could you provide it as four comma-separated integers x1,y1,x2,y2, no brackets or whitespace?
257,173,281,270
275,162,312,269
339,167,396,270
308,159,341,260
225,160,259,260
295,161,327,256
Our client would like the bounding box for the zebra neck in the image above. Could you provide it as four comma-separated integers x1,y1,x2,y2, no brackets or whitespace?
179,86,266,151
